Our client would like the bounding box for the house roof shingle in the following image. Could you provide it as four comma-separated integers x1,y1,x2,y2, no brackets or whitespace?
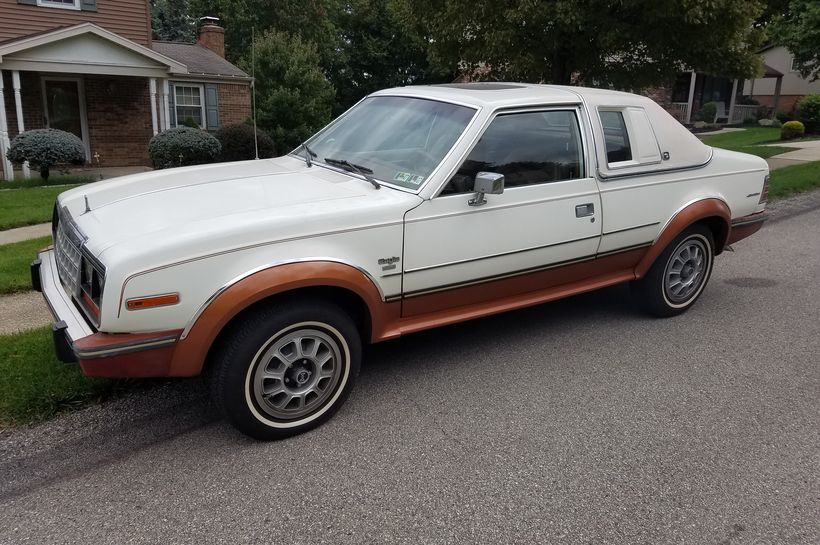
151,41,250,80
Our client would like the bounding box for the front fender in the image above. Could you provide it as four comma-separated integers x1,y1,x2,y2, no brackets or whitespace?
167,261,396,376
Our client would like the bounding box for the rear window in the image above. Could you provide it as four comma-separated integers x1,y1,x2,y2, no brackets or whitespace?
600,111,632,164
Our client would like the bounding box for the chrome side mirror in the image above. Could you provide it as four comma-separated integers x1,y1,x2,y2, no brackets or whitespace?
468,172,505,206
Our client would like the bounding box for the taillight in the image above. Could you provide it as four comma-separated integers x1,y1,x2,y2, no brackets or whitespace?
759,174,769,204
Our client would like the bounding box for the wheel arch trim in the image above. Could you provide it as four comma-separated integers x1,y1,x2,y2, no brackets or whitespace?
636,198,731,278
168,259,391,376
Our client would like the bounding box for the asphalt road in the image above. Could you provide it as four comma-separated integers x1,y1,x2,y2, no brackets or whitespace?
1,206,819,545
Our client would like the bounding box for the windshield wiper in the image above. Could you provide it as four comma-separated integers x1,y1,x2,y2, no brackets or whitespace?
324,157,381,189
299,143,317,167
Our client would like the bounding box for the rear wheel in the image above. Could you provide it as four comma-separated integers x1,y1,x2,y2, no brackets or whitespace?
632,225,715,317
211,300,361,440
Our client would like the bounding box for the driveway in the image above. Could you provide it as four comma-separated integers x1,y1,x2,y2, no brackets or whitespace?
1,207,818,544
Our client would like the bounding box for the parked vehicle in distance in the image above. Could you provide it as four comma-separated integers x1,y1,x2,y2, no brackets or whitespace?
34,83,769,440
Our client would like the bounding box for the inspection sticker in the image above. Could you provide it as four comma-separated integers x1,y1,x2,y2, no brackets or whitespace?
393,172,425,185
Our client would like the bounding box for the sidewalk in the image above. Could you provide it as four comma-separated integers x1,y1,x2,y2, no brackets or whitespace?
765,140,820,170
0,223,51,245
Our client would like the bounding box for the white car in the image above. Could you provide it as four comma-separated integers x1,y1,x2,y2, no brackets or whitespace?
34,83,769,439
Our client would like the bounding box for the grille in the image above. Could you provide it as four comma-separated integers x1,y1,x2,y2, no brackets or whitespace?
54,211,84,295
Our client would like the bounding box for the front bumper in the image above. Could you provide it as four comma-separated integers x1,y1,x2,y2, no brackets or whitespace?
34,249,182,377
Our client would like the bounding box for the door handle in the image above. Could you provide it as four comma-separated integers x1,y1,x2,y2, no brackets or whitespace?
575,203,595,217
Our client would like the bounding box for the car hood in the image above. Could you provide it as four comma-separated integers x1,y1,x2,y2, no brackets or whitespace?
58,156,422,263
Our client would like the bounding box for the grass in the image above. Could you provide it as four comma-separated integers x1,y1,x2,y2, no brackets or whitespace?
768,161,820,200
0,184,83,231
0,174,94,190
700,127,792,159
0,236,52,295
0,327,132,427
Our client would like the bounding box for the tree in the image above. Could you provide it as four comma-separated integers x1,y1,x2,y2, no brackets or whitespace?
397,0,767,88
331,0,455,112
769,0,820,82
239,30,336,152
189,0,341,65
150,0,196,42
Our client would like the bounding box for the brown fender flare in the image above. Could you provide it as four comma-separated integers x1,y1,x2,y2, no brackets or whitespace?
167,261,396,376
634,198,731,279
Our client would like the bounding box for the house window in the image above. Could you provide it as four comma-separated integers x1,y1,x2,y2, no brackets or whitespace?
174,84,206,129
36,0,80,9
790,56,800,73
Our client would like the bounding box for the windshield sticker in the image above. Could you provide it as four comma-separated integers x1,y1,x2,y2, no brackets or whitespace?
393,172,425,186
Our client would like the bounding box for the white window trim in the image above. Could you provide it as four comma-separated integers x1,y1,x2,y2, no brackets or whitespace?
36,0,81,10
172,83,207,130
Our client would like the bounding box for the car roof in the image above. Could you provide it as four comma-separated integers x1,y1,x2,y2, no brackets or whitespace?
370,82,645,109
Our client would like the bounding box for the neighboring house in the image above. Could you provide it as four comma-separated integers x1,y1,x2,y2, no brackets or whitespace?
0,0,252,181
645,68,781,126
743,45,820,114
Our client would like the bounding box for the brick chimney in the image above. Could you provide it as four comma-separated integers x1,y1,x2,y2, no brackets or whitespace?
197,17,225,58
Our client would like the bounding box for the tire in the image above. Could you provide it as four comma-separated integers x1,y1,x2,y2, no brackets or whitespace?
211,299,361,440
632,224,715,317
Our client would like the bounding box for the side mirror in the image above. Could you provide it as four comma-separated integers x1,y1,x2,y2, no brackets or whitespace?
468,171,505,206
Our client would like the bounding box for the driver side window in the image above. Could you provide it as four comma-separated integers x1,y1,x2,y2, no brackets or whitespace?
441,110,584,195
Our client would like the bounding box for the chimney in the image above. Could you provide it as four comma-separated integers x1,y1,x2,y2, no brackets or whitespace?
197,16,225,58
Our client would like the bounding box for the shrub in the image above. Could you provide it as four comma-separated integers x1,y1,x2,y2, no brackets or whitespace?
697,102,718,123
781,120,805,140
181,116,200,128
776,112,794,124
215,123,277,162
796,94,820,134
148,127,221,169
6,129,85,179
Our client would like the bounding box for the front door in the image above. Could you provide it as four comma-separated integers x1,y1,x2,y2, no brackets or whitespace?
402,108,602,317
42,77,89,160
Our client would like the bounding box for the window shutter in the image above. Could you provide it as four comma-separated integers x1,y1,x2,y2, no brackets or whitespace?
80,0,97,11
204,84,219,130
168,83,176,128
17,0,37,6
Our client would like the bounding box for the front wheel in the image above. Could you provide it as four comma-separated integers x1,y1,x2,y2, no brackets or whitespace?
211,300,361,440
632,225,715,317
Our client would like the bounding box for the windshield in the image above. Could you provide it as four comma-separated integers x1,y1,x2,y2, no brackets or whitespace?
298,96,477,190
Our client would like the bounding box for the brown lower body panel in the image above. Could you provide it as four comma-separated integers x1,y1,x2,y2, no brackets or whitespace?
379,246,648,340
727,211,768,245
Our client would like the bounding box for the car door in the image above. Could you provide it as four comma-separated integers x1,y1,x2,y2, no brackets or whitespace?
402,108,602,317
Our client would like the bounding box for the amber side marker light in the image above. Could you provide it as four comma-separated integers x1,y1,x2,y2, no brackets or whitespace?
126,293,180,311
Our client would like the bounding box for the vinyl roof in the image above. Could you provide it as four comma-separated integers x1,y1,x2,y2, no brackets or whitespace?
371,82,640,109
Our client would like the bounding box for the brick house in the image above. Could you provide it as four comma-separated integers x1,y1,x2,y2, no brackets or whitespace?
0,0,252,180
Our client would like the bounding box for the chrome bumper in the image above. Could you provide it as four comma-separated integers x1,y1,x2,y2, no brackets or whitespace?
33,248,94,362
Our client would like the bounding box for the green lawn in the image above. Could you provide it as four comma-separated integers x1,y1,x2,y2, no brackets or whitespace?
0,236,51,295
700,127,792,159
768,161,820,200
0,327,129,427
0,184,83,231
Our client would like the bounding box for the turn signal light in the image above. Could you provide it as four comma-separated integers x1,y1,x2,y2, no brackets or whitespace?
126,293,180,311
